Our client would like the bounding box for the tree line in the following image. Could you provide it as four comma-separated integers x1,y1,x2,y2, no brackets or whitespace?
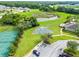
0,1,79,7
54,6,79,14
0,1,79,13
0,1,53,8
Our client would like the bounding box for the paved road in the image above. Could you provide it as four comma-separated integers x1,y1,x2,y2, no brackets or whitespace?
29,40,69,57
29,40,79,57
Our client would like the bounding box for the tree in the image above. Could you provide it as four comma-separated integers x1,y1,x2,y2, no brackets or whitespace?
0,13,39,30
67,41,79,50
56,6,66,12
64,48,76,56
64,41,79,56
41,34,52,44
55,6,79,14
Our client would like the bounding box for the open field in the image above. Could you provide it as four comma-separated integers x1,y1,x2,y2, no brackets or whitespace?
14,27,41,56
18,9,56,18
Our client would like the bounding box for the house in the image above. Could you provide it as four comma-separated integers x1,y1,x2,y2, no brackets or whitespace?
0,5,12,11
0,16,2,19
0,5,6,10
60,20,78,32
11,7,31,13
23,7,31,12
0,5,31,13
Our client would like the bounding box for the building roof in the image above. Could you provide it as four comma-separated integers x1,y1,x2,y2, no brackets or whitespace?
64,22,77,29
33,27,53,35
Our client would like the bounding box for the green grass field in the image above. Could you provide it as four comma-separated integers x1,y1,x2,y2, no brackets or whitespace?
49,35,79,43
39,12,71,35
0,25,15,32
14,27,41,56
18,9,56,18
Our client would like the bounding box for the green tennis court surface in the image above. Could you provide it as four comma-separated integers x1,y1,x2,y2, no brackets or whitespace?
0,31,18,57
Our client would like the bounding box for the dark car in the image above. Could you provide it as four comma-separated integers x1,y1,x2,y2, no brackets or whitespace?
59,53,72,57
32,50,40,57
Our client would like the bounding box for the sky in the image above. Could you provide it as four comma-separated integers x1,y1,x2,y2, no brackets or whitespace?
0,0,79,1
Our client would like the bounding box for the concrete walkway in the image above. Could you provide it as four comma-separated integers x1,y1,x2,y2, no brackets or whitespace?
60,28,63,35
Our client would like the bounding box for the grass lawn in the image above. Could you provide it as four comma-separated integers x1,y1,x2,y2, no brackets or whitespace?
63,30,77,37
0,25,15,32
49,35,79,43
15,27,42,56
39,12,71,35
17,9,56,18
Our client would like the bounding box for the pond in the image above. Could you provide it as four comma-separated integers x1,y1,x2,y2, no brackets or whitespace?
0,31,18,57
37,16,58,22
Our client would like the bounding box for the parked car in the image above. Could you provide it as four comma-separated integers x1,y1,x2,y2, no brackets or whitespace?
59,53,72,57
32,50,40,57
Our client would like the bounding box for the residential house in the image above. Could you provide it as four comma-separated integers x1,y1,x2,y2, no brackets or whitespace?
60,20,78,32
